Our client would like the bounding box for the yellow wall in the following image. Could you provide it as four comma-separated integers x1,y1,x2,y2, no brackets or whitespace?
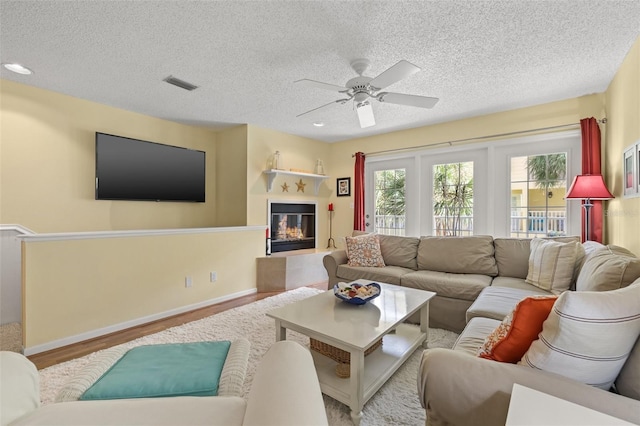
604,36,640,255
216,125,248,226
327,94,606,244
22,228,264,350
246,125,332,238
0,80,218,232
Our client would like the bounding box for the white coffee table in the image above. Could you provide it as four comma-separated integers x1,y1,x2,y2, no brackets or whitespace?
266,280,435,425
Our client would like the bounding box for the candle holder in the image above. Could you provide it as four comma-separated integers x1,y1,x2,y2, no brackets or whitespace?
266,228,271,256
327,203,336,249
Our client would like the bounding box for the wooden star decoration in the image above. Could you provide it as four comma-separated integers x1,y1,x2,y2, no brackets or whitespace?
296,179,306,193
281,182,289,192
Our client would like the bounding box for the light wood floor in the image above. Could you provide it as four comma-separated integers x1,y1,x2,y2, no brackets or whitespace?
28,282,327,370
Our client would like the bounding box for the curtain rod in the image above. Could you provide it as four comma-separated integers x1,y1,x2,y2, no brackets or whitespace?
353,118,607,158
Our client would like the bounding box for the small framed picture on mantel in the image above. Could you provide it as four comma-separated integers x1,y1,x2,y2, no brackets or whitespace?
337,177,351,197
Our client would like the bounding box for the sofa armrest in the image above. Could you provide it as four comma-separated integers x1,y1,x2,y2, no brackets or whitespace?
323,250,348,287
243,341,328,426
418,348,640,426
1,352,41,426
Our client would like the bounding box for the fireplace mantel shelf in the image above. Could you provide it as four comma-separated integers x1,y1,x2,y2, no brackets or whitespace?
263,169,330,195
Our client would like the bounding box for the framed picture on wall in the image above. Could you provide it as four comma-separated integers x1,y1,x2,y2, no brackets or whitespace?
623,141,639,198
337,177,351,197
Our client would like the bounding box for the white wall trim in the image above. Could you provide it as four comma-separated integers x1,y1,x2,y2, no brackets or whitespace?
0,224,36,235
18,225,264,242
23,288,258,356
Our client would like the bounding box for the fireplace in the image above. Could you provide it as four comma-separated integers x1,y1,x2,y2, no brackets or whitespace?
269,202,316,253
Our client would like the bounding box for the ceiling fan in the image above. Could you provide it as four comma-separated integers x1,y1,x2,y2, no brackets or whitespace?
295,59,439,128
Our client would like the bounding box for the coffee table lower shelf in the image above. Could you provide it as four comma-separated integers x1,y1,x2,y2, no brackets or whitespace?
310,323,426,407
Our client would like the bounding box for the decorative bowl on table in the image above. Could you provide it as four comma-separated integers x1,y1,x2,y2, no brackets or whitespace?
333,282,381,305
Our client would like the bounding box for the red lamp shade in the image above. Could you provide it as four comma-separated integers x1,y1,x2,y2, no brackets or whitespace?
565,174,614,200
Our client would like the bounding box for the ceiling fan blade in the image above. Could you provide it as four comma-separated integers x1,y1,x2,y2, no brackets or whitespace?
356,101,376,128
294,79,349,92
296,99,349,118
378,92,439,109
369,60,421,90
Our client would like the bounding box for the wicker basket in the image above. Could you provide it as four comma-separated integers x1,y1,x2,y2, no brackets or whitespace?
310,338,383,378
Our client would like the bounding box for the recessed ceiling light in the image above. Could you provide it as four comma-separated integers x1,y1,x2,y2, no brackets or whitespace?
2,63,34,75
313,122,325,127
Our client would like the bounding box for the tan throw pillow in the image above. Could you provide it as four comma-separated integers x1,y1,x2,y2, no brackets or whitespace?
525,238,579,294
519,281,640,390
345,234,385,267
576,247,640,292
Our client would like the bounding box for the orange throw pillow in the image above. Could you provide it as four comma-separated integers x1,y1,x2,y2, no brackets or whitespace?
477,295,557,363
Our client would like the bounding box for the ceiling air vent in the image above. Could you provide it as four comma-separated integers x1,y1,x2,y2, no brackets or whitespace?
163,75,199,91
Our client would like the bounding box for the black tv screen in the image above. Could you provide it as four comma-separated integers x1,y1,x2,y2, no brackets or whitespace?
95,133,206,202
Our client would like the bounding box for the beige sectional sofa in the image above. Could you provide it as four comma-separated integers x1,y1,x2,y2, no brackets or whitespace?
418,247,640,426
323,234,578,332
325,233,640,425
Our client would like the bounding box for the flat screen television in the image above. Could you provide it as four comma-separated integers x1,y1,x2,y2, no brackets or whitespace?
95,132,206,202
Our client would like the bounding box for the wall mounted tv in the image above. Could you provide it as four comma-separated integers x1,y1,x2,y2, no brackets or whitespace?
95,132,206,202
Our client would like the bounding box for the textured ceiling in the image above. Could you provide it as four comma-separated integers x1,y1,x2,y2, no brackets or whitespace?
1,1,639,143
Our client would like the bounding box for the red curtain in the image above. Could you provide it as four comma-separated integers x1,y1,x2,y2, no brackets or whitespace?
580,117,604,243
353,152,366,231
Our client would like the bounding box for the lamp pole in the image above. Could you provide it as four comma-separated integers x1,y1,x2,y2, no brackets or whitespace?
583,198,593,242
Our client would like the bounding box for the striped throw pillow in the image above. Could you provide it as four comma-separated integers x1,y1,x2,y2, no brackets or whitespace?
525,238,579,294
519,282,640,390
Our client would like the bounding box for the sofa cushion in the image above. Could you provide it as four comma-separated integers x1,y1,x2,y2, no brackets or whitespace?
336,264,410,285
417,235,498,276
80,341,231,400
477,295,557,363
377,234,419,270
10,396,248,426
466,286,549,323
494,237,581,279
525,238,580,294
345,234,385,267
493,238,532,279
490,276,552,294
576,246,640,292
519,282,640,390
616,332,640,400
0,352,40,426
452,317,501,355
401,270,491,301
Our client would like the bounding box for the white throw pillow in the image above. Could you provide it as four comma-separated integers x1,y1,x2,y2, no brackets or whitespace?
519,282,640,390
525,238,579,294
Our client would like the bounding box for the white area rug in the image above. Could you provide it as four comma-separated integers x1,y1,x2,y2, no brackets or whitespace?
39,287,458,425
0,322,22,353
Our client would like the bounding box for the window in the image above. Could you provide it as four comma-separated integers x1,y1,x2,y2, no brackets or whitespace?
364,131,581,238
433,162,474,236
510,153,568,237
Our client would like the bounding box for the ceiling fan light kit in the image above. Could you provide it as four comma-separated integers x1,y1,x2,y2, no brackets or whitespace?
295,59,439,129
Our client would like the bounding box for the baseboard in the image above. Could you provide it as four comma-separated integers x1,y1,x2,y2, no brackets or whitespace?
24,288,257,356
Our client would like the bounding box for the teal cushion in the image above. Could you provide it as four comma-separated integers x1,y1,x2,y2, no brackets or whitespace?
80,341,230,400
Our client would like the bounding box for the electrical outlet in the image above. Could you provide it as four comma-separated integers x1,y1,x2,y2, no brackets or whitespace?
210,272,217,283
185,276,193,288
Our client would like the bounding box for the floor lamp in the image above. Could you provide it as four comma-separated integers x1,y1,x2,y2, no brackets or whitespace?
565,174,614,241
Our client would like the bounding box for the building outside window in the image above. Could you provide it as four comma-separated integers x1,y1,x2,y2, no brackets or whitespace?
510,153,568,237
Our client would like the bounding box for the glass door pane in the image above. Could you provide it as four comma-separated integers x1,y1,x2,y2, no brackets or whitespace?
373,168,406,236
432,162,474,236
